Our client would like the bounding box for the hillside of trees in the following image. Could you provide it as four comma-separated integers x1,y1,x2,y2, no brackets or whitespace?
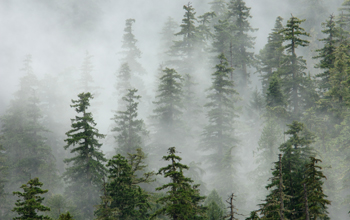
2,0,350,219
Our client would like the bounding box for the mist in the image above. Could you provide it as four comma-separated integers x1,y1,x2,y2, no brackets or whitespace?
0,0,349,219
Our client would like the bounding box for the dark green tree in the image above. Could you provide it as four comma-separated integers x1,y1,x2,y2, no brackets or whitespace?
95,154,150,220
314,15,338,94
12,178,51,220
279,16,310,119
301,157,330,219
63,92,107,219
111,89,148,156
201,53,238,195
259,154,290,220
279,121,315,219
58,212,74,220
151,147,206,220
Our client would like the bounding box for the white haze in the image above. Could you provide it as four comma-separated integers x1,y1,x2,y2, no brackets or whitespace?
0,0,346,219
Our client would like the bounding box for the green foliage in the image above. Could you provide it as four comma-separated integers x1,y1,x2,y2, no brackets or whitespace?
63,92,107,219
112,89,148,156
279,121,315,219
279,16,310,119
204,190,225,220
314,15,338,93
201,53,238,195
95,154,150,220
46,194,81,220
12,178,51,220
301,157,330,219
257,16,284,94
227,0,256,86
58,212,74,220
151,147,206,220
0,55,58,218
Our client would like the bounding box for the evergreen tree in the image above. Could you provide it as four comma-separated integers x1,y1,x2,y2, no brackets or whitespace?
46,194,81,220
58,212,74,220
115,62,132,102
111,89,148,156
226,0,256,88
151,147,206,220
204,190,225,220
259,154,290,220
321,43,350,120
1,55,58,218
339,0,350,31
314,15,337,94
301,157,330,219
63,92,107,219
201,53,238,195
168,3,200,75
95,154,150,219
279,16,310,119
209,0,228,26
245,211,260,220
12,178,51,220
121,18,145,75
279,121,315,219
224,193,242,220
159,17,179,62
257,16,284,94
151,68,184,159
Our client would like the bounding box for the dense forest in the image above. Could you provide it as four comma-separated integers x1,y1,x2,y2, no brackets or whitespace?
2,0,350,219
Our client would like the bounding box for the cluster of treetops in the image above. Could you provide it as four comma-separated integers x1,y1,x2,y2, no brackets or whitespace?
3,0,350,219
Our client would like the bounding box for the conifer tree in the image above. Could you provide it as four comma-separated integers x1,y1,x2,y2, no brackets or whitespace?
279,16,310,119
201,53,238,195
339,0,350,31
0,142,7,217
58,212,74,220
226,0,256,87
257,16,284,94
259,154,289,220
224,193,242,220
63,92,107,219
1,55,58,217
205,189,225,220
115,62,132,100
12,178,51,220
209,0,228,26
169,3,200,75
111,89,147,156
279,121,315,219
151,68,184,158
151,147,206,220
300,157,330,219
159,17,179,62
95,154,150,220
321,43,350,120
314,15,337,94
121,19,145,75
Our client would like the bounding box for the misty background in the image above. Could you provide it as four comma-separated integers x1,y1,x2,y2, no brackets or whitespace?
0,0,347,219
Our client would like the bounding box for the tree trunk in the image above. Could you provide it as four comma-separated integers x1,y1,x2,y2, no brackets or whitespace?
303,183,310,220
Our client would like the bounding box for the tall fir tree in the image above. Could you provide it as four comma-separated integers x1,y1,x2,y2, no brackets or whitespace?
0,141,7,217
12,178,51,220
279,16,310,120
168,3,201,75
111,89,148,157
151,68,184,162
95,154,150,220
257,16,284,94
63,92,107,220
301,157,330,219
314,15,338,94
0,55,58,218
279,121,315,219
151,147,206,220
226,0,256,88
121,18,145,75
201,53,238,195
